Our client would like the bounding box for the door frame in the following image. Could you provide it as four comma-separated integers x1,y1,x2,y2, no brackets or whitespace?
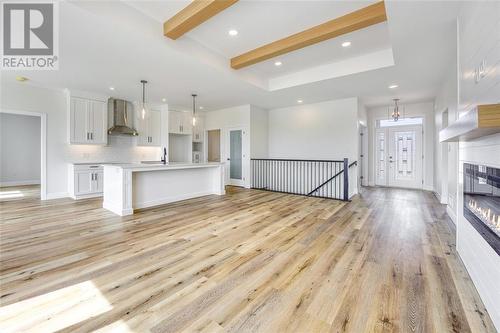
0,109,47,200
225,126,245,187
372,115,426,189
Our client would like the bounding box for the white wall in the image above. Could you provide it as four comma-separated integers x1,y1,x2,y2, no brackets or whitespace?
0,113,41,186
204,105,251,187
267,98,359,196
434,45,459,218
448,1,500,329
0,83,161,198
268,98,359,162
250,105,268,159
367,102,435,191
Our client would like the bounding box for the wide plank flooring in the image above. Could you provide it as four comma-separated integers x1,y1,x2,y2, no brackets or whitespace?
0,186,497,332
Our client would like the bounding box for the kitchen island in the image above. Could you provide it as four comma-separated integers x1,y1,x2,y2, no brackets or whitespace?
102,162,225,216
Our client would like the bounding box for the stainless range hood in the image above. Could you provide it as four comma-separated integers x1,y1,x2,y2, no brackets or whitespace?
108,99,138,136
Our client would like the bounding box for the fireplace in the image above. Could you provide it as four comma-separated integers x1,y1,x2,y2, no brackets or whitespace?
463,163,500,255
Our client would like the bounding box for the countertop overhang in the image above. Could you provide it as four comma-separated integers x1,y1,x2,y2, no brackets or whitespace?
103,162,224,172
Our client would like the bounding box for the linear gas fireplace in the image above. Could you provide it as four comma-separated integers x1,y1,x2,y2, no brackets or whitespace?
464,163,500,255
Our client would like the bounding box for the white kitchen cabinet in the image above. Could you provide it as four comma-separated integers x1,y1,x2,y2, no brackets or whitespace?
69,94,108,145
68,164,104,199
168,110,192,135
137,109,161,146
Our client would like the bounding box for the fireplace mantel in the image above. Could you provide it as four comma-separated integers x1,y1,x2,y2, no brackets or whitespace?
439,104,500,142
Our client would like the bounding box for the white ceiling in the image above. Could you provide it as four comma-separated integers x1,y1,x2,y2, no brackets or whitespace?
0,1,462,111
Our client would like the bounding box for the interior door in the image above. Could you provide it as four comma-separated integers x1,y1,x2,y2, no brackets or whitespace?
227,128,245,187
387,125,423,189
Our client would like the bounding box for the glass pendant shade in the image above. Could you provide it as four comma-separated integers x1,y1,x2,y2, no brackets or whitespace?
191,94,197,127
140,80,148,120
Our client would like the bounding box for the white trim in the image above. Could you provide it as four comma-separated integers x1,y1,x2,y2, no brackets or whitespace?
0,180,40,187
71,193,103,200
0,109,47,200
45,192,69,200
446,205,457,225
134,191,216,210
103,201,133,216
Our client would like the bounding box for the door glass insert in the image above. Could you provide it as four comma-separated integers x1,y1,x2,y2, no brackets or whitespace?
230,130,242,180
376,131,385,183
394,131,415,180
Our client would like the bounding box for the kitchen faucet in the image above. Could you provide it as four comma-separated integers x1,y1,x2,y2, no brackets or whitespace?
161,147,167,165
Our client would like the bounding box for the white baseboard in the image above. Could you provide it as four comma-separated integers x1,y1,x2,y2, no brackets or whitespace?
423,184,434,191
71,192,103,200
103,201,133,216
0,180,40,187
45,192,69,200
134,191,217,211
446,205,457,225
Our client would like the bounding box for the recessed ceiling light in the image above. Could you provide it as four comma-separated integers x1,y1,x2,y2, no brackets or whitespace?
274,61,282,66
199,106,204,110
109,86,115,91
228,29,238,36
342,41,351,47
162,98,167,102
297,99,303,104
16,76,29,82
389,84,399,89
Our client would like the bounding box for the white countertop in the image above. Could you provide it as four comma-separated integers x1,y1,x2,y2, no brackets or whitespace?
103,162,224,172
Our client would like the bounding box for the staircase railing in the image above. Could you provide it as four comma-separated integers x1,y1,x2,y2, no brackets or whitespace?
250,158,357,201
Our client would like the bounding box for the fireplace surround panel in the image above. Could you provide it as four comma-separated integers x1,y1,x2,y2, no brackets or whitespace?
463,163,500,255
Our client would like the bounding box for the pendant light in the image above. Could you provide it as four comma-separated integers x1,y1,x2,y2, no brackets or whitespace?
192,94,197,127
390,98,401,121
140,80,148,120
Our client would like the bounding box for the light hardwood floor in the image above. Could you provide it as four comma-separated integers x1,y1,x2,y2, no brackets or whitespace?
0,186,497,333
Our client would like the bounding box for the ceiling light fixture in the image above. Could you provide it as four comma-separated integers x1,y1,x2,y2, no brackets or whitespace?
297,99,303,104
109,86,115,91
274,61,282,66
162,98,167,102
388,98,405,122
192,94,197,127
199,106,204,110
342,41,351,47
140,80,149,120
389,84,399,89
228,29,238,36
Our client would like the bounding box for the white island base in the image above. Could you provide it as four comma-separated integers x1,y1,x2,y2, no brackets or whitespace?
103,163,225,216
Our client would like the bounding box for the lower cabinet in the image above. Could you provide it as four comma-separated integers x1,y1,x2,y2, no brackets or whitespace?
68,164,104,199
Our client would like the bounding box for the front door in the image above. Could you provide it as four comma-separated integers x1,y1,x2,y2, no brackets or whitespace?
227,128,245,187
376,125,423,189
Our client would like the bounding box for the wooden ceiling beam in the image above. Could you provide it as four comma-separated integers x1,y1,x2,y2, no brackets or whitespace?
164,0,239,40
230,1,387,69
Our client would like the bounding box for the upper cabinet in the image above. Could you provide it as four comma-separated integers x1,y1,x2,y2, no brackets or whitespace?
169,110,192,135
68,91,108,145
137,108,161,146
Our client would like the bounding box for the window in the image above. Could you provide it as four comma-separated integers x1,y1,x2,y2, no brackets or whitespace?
379,117,423,128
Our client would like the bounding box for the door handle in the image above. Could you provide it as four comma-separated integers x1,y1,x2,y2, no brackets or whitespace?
227,158,230,161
